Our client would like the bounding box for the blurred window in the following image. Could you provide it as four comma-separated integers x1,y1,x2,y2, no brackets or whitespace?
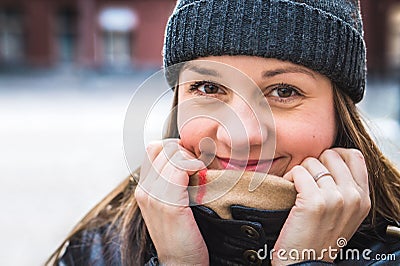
56,8,77,63
388,4,400,69
99,7,138,67
0,8,24,64
103,31,133,67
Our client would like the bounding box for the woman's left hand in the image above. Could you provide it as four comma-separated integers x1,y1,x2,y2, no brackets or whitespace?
272,148,371,265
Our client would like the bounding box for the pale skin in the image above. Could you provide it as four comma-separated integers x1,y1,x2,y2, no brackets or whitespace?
135,56,371,265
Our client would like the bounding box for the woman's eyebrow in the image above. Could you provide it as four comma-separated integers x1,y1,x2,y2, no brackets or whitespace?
182,63,221,77
262,66,316,79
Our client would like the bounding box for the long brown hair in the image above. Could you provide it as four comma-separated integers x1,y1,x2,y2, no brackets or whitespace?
47,85,400,265
332,86,400,222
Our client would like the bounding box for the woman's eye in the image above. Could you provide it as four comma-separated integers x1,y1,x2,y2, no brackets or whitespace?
190,81,226,95
269,85,299,98
265,84,303,105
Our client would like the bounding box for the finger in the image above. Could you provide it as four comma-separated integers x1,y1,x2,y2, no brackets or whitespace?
319,149,370,219
167,148,206,176
154,141,204,182
331,148,369,193
283,165,319,195
318,149,355,187
301,157,337,189
151,147,205,206
141,140,164,179
144,140,181,181
157,138,200,171
153,165,191,206
141,140,204,192
155,149,205,197
140,140,181,192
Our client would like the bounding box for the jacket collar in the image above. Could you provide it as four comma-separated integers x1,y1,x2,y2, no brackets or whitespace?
192,204,290,265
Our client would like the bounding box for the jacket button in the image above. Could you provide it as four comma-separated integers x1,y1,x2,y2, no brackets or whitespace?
243,250,261,265
240,225,260,240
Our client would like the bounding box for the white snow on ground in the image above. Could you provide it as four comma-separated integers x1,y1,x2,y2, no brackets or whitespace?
0,72,398,265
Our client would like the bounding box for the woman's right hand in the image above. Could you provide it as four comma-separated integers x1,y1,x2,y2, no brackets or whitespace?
135,139,209,265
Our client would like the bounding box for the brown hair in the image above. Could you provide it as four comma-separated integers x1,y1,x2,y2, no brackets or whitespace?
332,86,400,222
47,85,400,265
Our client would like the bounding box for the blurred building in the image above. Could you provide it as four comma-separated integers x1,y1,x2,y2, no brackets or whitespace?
0,0,175,69
362,0,400,78
0,0,400,75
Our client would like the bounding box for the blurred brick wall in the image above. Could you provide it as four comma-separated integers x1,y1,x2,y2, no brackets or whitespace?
361,0,400,76
1,0,399,75
0,0,175,68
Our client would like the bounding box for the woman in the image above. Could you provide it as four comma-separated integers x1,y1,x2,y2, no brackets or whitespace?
49,0,400,265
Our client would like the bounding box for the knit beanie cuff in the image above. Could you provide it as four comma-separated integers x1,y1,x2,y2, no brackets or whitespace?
164,0,366,103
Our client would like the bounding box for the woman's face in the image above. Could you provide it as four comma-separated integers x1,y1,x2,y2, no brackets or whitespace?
177,56,336,177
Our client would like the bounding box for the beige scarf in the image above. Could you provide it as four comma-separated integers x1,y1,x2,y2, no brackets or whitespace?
189,169,297,219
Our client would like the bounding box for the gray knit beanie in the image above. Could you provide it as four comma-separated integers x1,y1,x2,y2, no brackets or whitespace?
163,0,366,103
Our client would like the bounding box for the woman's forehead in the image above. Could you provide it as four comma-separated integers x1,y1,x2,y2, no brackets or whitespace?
178,56,326,84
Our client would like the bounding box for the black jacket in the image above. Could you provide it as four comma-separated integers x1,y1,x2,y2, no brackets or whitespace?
58,205,400,265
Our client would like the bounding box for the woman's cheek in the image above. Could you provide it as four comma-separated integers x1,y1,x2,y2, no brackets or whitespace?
277,118,336,162
179,127,197,152
180,117,220,154
179,126,209,155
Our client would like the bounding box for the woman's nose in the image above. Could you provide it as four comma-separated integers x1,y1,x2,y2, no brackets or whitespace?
216,98,270,149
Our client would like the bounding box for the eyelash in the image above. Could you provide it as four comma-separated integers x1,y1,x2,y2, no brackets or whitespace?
188,81,226,97
266,83,302,104
188,81,302,104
